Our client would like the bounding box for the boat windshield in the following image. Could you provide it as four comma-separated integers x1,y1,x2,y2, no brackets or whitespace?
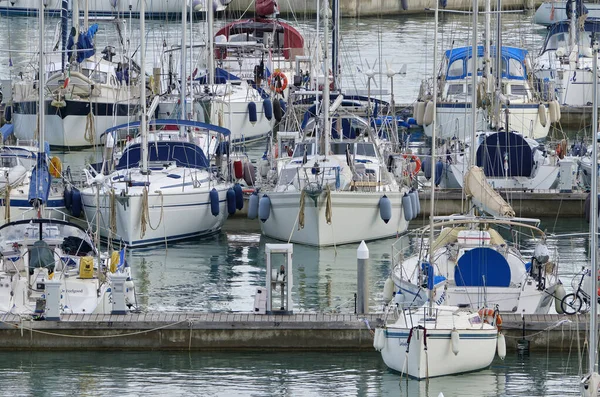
0,221,95,253
292,142,314,158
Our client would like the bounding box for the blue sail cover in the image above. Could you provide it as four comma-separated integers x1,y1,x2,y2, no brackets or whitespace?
476,131,534,178
455,247,511,287
61,0,68,70
195,68,241,84
28,153,52,207
116,141,210,171
67,24,99,63
444,45,528,80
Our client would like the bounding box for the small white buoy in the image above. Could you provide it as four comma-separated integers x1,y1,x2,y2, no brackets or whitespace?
497,333,506,360
451,328,460,356
383,277,394,302
554,282,566,315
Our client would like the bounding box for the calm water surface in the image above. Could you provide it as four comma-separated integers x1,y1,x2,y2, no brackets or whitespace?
0,9,594,397
0,351,585,397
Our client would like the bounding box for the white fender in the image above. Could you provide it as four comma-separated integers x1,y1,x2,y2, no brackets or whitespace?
415,101,426,126
497,333,506,360
383,277,394,302
451,328,460,356
554,282,566,314
549,100,559,123
373,328,385,351
423,100,434,126
538,104,547,127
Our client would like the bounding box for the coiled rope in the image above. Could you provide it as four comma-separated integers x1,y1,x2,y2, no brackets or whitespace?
140,187,164,238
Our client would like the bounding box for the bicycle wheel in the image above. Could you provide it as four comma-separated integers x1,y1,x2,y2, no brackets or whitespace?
561,293,583,315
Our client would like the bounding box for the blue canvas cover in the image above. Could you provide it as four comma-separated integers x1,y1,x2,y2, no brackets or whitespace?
455,247,511,287
476,131,534,178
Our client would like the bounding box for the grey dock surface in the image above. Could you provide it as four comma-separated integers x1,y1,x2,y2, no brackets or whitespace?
0,312,589,352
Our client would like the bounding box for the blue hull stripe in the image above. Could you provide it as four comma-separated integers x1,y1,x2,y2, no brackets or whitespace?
438,103,545,110
82,199,226,210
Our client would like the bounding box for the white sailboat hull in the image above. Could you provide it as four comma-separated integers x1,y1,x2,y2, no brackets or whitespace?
381,326,497,379
260,190,409,246
81,187,229,247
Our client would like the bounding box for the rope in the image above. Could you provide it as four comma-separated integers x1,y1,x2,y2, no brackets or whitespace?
298,189,305,230
4,182,10,224
84,110,95,145
140,187,164,238
109,189,117,236
1,317,191,339
325,185,332,225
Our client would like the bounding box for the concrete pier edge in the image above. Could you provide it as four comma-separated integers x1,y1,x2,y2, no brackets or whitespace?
0,312,590,352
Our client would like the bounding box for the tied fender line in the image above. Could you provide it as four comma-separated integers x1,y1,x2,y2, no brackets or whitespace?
325,185,332,225
298,189,306,230
4,184,10,223
109,188,117,236
140,187,164,238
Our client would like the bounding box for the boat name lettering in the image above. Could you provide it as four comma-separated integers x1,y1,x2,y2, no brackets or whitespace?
65,289,84,294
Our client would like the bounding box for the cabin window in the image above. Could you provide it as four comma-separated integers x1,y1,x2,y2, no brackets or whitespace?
330,142,352,155
292,143,314,158
509,84,528,96
509,59,525,78
447,59,463,77
447,84,464,95
466,56,484,75
355,143,376,157
544,32,567,53
0,157,17,168
83,69,107,84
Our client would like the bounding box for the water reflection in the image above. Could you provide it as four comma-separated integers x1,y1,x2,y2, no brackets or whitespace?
0,351,582,397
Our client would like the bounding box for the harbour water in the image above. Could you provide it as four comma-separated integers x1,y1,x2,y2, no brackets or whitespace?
0,9,595,397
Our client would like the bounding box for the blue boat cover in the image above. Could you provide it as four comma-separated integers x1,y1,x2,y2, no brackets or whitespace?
103,119,231,137
540,18,600,55
195,67,241,84
28,153,52,207
476,131,534,178
0,124,14,142
455,247,511,287
116,141,210,170
67,24,99,64
444,45,528,80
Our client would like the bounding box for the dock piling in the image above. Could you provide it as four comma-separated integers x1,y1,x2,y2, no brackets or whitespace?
357,241,369,314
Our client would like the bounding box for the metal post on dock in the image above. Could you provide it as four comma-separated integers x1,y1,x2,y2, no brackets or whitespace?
357,241,369,314
111,273,129,315
44,279,62,321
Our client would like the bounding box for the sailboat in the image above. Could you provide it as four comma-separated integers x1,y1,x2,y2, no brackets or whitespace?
255,5,412,247
418,0,557,141
374,2,500,379
12,0,141,148
79,4,234,248
0,6,136,317
156,0,276,145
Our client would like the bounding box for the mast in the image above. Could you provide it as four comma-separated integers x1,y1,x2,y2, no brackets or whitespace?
589,32,599,383
207,0,215,86
60,0,68,72
39,2,46,153
140,0,148,173
322,1,330,158
494,0,502,130
180,0,187,126
469,0,478,169
331,0,340,92
427,0,440,315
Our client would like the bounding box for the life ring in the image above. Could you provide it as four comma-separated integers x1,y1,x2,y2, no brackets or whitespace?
268,71,288,94
478,308,502,330
402,154,422,178
556,139,567,160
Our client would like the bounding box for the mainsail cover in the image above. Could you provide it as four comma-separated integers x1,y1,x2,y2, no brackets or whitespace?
67,24,99,63
464,166,515,218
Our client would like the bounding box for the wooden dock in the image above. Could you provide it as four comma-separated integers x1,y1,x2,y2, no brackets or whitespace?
0,312,589,352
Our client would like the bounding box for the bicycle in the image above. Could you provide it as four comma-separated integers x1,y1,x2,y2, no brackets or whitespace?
561,267,600,315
